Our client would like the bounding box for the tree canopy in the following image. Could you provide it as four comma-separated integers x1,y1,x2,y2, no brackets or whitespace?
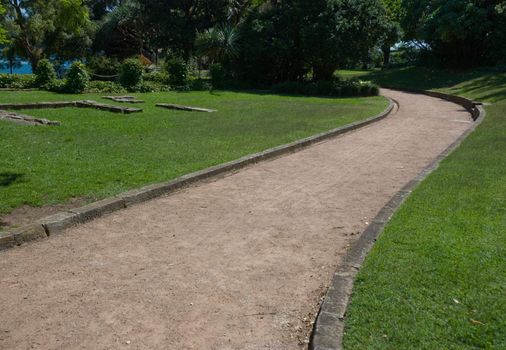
1,0,94,68
401,0,506,67
1,0,505,78
0,4,7,44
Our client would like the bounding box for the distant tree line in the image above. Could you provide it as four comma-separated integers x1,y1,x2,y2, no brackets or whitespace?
1,0,505,84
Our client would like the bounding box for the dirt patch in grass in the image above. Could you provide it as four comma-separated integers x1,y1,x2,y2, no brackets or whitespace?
0,197,90,230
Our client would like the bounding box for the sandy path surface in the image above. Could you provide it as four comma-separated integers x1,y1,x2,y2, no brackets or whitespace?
0,90,473,350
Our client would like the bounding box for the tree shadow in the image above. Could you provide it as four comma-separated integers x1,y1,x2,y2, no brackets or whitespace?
0,172,25,187
364,66,506,103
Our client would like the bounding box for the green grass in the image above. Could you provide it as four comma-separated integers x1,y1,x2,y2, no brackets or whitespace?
0,90,387,222
335,69,378,79
344,67,506,349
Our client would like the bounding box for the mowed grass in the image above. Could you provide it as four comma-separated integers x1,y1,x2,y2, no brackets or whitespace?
344,67,506,349
0,90,388,221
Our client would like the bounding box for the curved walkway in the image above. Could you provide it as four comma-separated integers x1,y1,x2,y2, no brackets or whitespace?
0,90,473,350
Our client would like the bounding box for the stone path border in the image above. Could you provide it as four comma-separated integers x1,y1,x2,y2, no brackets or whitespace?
156,103,217,113
0,98,394,250
0,100,142,114
309,90,486,350
0,110,60,126
103,96,144,104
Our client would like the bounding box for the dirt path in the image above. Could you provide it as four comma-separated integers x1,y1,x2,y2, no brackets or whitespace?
0,90,473,350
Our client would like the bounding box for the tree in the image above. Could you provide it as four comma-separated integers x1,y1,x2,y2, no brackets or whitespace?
85,0,122,20
1,0,94,69
300,0,388,79
0,4,7,44
380,0,403,66
141,0,234,60
235,0,306,84
235,0,388,84
400,0,506,67
94,0,151,58
195,24,240,65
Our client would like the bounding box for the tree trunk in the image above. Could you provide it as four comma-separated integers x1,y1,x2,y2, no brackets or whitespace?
382,45,391,68
29,56,40,72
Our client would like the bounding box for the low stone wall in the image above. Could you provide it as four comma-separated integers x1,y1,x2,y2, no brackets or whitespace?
0,110,60,126
156,103,217,113
0,102,75,110
380,87,482,120
75,100,142,113
0,101,142,126
0,100,142,114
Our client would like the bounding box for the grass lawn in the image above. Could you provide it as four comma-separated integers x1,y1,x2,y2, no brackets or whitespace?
335,69,378,79
343,67,506,349
0,90,388,226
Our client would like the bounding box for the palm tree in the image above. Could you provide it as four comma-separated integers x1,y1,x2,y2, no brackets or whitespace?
195,24,240,64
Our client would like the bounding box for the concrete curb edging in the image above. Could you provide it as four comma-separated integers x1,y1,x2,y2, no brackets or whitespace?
309,90,486,350
0,98,395,251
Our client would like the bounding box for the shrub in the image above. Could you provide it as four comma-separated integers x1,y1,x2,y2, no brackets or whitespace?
63,61,89,93
332,86,342,97
34,59,57,89
271,79,378,98
47,80,65,93
271,81,305,95
143,71,168,83
87,81,126,94
139,82,155,93
303,82,319,96
210,63,227,89
0,74,36,89
354,81,380,97
191,78,211,91
166,58,188,88
87,56,121,78
119,58,144,91
340,81,357,97
315,80,336,96
370,84,380,96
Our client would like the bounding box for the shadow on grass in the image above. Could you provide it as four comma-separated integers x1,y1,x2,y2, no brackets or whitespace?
362,66,506,103
0,172,25,187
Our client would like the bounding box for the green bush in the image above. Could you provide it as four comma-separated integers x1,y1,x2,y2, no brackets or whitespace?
0,74,36,89
354,80,379,97
370,84,380,96
303,82,318,96
166,58,188,88
191,78,211,91
64,61,89,93
119,58,144,91
34,59,57,89
87,81,126,94
47,79,65,93
139,82,156,93
316,80,336,96
86,56,121,78
341,83,353,97
210,63,227,89
271,81,305,95
143,71,168,83
271,79,379,98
